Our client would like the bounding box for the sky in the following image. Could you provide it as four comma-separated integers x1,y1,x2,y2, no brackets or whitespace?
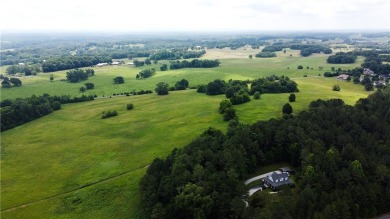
1,0,389,32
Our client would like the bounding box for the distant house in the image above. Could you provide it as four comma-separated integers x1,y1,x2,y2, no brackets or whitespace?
337,74,350,81
18,63,25,66
379,74,390,80
111,61,120,65
279,167,295,175
194,46,202,50
374,81,387,87
97,63,108,67
363,68,375,76
264,172,293,190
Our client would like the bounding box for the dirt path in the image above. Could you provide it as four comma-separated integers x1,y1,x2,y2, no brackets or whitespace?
2,165,149,213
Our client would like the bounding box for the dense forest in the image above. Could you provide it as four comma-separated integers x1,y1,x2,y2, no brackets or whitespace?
140,87,390,219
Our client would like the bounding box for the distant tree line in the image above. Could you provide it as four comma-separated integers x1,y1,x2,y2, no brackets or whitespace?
66,69,94,83
6,64,42,76
133,60,145,67
327,52,357,64
110,90,153,97
255,52,277,58
379,54,390,62
323,72,341,77
42,55,111,72
1,94,95,131
169,59,220,70
290,44,332,56
261,45,284,52
111,51,151,59
259,44,332,57
140,87,390,219
150,50,205,60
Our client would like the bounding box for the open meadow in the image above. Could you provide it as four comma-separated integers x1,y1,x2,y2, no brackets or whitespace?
1,49,364,100
1,49,372,218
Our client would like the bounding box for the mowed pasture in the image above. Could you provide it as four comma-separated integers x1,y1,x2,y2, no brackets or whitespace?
1,49,371,218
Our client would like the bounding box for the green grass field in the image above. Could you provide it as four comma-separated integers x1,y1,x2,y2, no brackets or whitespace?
1,53,363,100
1,50,371,218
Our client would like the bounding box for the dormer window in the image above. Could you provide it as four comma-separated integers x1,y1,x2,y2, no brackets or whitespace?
276,179,278,182
285,177,288,180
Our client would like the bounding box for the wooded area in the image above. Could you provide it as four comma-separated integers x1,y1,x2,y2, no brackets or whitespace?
141,88,390,219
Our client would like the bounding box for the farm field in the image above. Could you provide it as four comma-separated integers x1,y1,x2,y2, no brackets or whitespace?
1,49,372,218
1,51,364,100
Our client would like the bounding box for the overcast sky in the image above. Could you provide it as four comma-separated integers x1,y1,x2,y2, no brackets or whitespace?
1,0,389,32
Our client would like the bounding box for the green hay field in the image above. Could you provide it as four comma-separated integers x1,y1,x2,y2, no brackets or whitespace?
1,50,371,218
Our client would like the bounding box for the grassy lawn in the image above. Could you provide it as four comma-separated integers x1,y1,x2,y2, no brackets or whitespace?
1,51,371,218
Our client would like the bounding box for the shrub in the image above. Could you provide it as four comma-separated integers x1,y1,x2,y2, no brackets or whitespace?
79,86,86,92
289,93,296,102
333,84,341,91
230,94,250,105
127,103,134,110
113,76,124,84
254,91,261,99
219,100,232,114
297,65,303,70
160,64,168,71
223,107,236,121
225,87,235,98
197,85,207,93
85,82,94,89
102,111,118,119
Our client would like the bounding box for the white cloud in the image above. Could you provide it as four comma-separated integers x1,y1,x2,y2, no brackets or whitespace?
1,0,389,32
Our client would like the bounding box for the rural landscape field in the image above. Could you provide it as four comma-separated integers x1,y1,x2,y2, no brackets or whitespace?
1,0,390,218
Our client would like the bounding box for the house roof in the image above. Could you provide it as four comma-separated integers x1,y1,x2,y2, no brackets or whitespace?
279,167,293,172
337,74,350,80
264,172,292,188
